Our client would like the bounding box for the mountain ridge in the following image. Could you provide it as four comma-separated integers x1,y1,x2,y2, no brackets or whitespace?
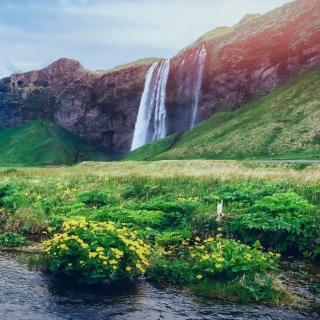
0,0,319,164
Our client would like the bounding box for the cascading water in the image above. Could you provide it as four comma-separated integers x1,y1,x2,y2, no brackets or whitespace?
190,45,207,128
131,59,170,151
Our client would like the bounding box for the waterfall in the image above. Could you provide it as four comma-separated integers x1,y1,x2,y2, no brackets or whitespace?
131,59,170,151
190,45,207,128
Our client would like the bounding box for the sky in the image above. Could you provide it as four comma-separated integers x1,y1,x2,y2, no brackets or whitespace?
0,0,292,77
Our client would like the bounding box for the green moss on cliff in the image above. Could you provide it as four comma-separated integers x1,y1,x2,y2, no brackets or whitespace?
0,121,108,166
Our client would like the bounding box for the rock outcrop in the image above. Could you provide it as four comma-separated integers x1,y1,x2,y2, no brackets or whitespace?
0,0,319,155
0,58,156,153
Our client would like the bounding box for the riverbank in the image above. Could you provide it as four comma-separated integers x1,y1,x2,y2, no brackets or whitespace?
0,161,319,311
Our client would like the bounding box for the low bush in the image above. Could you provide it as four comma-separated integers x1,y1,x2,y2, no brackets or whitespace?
190,273,290,304
147,236,278,285
189,237,278,280
229,192,319,255
89,208,166,229
155,230,192,245
128,198,198,228
0,232,30,247
0,182,18,206
216,182,281,207
43,218,151,284
191,212,219,239
50,202,89,217
146,257,192,285
78,190,118,208
122,179,169,199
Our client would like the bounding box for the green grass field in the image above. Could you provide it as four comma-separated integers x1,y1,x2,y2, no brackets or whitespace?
126,67,320,161
0,161,319,305
0,120,108,166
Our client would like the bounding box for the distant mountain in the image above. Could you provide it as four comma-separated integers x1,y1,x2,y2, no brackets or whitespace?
0,0,319,165
125,66,320,161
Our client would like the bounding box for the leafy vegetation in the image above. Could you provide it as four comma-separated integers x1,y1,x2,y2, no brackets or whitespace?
0,231,29,247
125,66,320,160
0,120,108,166
228,192,319,255
44,218,150,284
147,236,278,284
0,164,319,304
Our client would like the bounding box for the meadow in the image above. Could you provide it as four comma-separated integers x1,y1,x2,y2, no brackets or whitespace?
0,160,319,306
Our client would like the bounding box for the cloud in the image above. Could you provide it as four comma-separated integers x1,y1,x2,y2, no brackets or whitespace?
0,0,292,76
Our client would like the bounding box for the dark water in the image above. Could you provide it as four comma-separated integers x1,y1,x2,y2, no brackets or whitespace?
0,255,319,320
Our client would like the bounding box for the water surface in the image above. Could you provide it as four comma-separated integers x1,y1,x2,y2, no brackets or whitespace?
0,255,318,320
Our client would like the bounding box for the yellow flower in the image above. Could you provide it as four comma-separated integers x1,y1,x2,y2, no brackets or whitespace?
89,252,98,258
245,253,252,259
216,257,225,262
196,274,203,280
215,264,223,269
195,237,201,242
126,266,132,272
202,254,210,260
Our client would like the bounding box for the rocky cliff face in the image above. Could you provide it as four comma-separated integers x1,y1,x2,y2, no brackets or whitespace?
0,58,155,153
0,0,319,155
166,0,320,133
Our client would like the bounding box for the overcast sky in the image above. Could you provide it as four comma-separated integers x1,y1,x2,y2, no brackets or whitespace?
0,0,292,77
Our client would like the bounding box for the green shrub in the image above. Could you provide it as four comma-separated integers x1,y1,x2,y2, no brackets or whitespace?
156,230,192,245
44,218,151,284
41,196,65,215
89,208,166,229
229,192,318,254
78,190,118,208
189,237,278,280
191,212,219,238
146,257,192,285
0,232,30,247
147,237,278,286
190,273,290,304
122,180,169,199
128,198,198,228
0,182,18,206
51,202,88,217
217,182,281,207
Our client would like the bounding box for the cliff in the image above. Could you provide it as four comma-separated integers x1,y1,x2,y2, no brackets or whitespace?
165,0,320,133
0,58,158,154
0,0,319,156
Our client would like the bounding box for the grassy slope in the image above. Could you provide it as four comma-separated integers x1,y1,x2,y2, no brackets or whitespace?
0,120,108,166
125,67,320,161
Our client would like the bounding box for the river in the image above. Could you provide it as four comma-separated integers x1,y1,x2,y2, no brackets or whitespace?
0,255,319,320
